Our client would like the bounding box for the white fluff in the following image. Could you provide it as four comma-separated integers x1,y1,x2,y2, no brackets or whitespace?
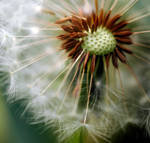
0,0,150,142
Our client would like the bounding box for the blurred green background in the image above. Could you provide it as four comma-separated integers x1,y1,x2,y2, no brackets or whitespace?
0,95,57,143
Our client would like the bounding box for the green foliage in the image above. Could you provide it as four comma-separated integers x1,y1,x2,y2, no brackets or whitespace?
64,127,108,143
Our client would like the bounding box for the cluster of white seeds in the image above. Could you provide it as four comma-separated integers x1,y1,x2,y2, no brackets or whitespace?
82,27,116,55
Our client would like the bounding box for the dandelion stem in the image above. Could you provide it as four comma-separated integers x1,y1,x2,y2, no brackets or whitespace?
120,0,138,16
84,73,93,124
133,42,150,49
101,0,104,9
73,68,85,114
94,0,99,15
13,36,58,38
128,12,150,23
133,30,150,35
110,0,118,11
15,38,55,50
42,8,56,15
132,54,150,64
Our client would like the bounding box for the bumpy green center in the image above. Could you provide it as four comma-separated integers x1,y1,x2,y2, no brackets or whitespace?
82,27,116,55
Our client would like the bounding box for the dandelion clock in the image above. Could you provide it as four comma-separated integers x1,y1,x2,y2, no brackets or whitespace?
0,0,150,142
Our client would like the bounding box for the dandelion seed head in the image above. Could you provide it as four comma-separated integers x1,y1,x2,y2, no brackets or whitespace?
1,0,150,142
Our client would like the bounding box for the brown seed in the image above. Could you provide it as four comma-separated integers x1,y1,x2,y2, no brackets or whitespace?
83,52,90,69
94,16,99,31
57,34,70,40
91,24,95,33
73,49,82,60
81,19,89,31
116,37,132,44
68,41,83,57
112,52,118,68
70,32,87,38
113,30,133,37
106,14,121,28
105,54,111,68
61,25,74,33
62,40,78,50
112,21,128,32
87,15,92,28
71,16,83,29
115,48,127,63
91,55,96,73
117,44,133,54
103,11,111,25
55,17,71,24
98,9,104,26
92,11,96,23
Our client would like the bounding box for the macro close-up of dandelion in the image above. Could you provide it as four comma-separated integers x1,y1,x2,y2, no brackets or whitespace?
0,0,150,143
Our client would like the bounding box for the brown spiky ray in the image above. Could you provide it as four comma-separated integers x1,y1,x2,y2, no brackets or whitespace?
57,1,133,73
54,0,137,124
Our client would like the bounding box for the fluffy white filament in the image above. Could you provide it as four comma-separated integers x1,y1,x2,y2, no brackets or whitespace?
0,0,150,142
